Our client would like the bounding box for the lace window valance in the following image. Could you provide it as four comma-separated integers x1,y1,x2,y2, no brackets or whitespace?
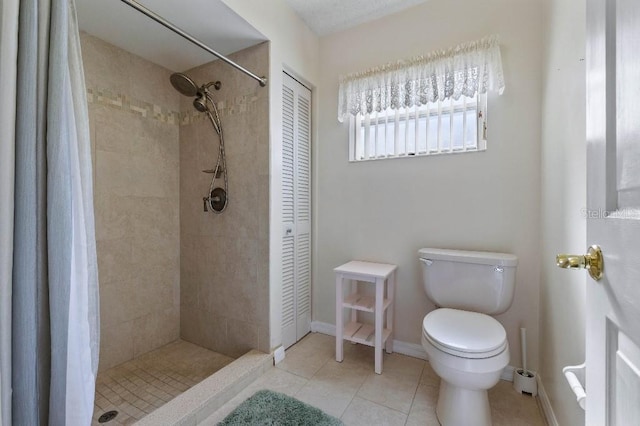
337,36,505,122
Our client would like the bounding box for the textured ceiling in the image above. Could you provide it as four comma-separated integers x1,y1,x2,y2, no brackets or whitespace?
284,0,431,36
75,0,266,71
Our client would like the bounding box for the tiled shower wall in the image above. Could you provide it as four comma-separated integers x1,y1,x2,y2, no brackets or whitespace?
81,32,181,371
179,42,270,357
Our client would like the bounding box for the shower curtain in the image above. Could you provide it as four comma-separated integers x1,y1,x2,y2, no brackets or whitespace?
0,0,19,425
1,0,100,424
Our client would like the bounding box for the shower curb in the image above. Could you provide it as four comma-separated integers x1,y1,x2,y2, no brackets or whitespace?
133,350,272,426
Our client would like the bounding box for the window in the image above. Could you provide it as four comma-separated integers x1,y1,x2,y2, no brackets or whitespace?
338,35,504,162
350,94,487,161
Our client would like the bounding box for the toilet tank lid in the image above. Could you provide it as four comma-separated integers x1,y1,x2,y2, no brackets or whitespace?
418,248,518,267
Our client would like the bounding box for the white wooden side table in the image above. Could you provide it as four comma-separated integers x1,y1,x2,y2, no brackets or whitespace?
334,260,397,374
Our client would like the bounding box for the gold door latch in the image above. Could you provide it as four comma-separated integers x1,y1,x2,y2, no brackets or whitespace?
556,245,603,281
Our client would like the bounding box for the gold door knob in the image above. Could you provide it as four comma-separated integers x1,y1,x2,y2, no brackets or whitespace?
556,245,603,281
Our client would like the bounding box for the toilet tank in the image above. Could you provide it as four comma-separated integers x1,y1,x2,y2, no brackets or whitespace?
418,248,518,315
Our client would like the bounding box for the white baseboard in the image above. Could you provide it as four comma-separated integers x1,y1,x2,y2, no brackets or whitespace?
310,321,336,336
392,339,428,360
536,375,559,426
311,321,515,381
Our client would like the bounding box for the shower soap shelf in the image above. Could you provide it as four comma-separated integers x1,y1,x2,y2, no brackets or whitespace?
202,168,224,178
335,260,397,374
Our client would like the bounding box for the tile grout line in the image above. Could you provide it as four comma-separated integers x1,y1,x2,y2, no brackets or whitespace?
340,360,377,421
352,372,418,420
404,362,427,426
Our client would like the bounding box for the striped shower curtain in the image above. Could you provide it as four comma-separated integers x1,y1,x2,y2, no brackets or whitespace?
0,0,100,424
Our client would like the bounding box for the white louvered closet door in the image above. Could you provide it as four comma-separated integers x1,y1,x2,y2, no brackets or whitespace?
282,72,312,349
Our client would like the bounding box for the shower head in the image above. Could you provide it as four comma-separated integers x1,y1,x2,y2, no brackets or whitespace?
193,94,209,112
170,72,199,97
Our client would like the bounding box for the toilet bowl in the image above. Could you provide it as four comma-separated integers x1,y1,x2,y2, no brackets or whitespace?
422,308,509,426
418,248,518,426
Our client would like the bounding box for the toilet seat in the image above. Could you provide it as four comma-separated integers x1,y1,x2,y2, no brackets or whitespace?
422,308,507,359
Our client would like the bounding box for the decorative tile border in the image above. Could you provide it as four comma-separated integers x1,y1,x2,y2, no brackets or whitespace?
86,88,181,125
86,87,261,127
179,94,260,126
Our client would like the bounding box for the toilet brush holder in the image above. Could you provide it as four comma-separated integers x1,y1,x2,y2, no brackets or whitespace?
513,368,538,396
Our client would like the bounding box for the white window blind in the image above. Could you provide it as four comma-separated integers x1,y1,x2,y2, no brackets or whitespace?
350,94,487,161
338,36,503,162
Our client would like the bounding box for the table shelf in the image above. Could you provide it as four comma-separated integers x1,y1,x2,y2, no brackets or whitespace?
343,321,392,347
343,293,391,313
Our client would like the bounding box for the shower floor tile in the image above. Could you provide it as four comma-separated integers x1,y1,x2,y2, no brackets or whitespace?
92,340,233,426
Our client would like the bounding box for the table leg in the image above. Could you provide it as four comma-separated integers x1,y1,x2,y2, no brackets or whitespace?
336,274,344,362
375,277,384,374
386,271,395,354
350,280,357,324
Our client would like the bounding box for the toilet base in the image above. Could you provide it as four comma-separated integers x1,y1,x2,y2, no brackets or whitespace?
436,380,492,426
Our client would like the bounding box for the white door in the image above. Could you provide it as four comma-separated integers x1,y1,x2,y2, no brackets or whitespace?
282,72,312,349
585,0,640,424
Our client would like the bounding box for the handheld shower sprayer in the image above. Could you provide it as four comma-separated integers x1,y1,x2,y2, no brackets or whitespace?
193,95,208,113
170,72,227,213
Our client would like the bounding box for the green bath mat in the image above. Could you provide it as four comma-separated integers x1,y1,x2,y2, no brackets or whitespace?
218,390,344,426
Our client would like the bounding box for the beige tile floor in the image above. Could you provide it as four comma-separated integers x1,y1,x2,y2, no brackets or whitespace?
92,340,233,426
203,333,546,426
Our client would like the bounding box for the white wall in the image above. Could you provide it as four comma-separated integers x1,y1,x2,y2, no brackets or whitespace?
221,0,320,350
539,0,586,423
315,0,544,370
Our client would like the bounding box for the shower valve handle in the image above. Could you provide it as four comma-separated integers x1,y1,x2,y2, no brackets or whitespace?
203,197,209,212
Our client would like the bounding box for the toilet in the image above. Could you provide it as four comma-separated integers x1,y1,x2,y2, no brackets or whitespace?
418,248,518,426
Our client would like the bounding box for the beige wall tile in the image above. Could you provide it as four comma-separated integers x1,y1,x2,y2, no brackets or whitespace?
180,302,203,345
99,280,142,327
96,238,133,285
257,237,270,327
99,321,135,371
96,149,177,198
80,32,131,95
84,32,181,367
225,319,259,359
257,177,269,241
93,108,145,154
86,33,268,365
200,314,229,354
179,42,269,357
133,308,180,358
257,324,270,354
129,55,180,111
93,192,132,241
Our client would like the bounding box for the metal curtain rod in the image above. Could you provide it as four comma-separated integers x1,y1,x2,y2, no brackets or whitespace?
119,0,267,87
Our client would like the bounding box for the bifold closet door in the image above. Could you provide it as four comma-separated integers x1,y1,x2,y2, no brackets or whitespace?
282,72,312,349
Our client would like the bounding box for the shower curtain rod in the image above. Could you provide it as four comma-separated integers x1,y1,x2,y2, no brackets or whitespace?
119,0,267,87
